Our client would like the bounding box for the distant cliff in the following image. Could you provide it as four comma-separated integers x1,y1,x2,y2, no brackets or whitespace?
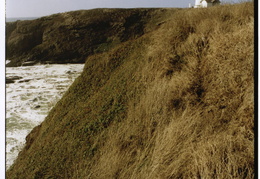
6,8,169,67
7,2,254,179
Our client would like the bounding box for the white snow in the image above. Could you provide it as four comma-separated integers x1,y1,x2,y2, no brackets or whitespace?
6,64,84,169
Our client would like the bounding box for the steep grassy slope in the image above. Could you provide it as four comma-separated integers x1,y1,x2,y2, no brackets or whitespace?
7,2,254,178
6,8,170,66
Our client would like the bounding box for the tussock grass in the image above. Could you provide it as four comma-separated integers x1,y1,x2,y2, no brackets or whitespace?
7,2,254,179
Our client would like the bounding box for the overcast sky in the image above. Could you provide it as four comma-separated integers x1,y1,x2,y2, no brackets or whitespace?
6,0,242,18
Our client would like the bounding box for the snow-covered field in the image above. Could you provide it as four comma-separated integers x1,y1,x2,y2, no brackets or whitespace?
6,64,84,169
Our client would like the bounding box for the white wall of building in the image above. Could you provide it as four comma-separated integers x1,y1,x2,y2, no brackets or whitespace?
201,1,208,7
194,0,201,8
194,0,216,8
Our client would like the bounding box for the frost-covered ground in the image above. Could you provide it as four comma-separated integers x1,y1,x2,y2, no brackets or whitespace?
6,64,84,169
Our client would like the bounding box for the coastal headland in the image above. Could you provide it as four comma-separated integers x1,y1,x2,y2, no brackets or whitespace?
6,2,254,178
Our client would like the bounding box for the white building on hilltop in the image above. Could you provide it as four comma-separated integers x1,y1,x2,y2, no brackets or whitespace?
194,0,221,8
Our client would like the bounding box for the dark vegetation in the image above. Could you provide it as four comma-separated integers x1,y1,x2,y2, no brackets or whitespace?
6,2,254,178
6,8,169,66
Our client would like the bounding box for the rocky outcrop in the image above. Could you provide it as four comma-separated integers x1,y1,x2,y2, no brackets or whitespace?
6,8,166,67
6,76,22,84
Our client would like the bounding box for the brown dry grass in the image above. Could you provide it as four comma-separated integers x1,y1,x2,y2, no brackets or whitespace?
7,2,254,179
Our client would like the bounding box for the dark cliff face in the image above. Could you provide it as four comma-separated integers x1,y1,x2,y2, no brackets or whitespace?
6,8,166,67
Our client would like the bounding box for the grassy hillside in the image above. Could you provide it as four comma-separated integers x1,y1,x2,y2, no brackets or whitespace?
7,2,254,178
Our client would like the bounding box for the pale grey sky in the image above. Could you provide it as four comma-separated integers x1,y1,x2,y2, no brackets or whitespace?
6,0,241,18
